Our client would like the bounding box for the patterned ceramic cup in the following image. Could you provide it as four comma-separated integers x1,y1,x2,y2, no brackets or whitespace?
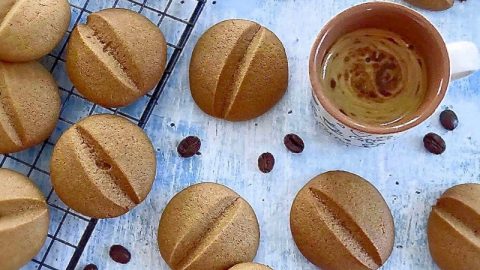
310,2,480,147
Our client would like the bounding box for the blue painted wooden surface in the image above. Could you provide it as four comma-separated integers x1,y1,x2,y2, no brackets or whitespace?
14,0,480,269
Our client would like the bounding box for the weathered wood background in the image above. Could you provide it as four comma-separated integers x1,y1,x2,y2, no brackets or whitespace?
15,0,480,269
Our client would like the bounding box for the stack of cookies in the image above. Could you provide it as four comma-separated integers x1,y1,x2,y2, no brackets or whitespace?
0,0,69,154
0,1,166,268
0,1,71,268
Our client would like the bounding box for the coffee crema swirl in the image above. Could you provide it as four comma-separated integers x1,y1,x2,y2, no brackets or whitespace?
320,28,428,126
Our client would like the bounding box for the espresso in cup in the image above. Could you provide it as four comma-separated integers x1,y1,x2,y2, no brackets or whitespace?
320,28,428,126
309,2,479,147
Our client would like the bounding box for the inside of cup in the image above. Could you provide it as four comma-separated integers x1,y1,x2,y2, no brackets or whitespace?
312,2,450,134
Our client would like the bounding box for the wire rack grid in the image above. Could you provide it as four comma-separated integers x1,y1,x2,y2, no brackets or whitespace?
0,0,206,269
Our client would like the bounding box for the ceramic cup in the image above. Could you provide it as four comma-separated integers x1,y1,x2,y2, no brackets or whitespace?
310,2,480,147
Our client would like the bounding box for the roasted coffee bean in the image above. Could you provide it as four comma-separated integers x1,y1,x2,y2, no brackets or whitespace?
423,133,446,155
440,109,458,131
177,136,201,158
284,134,305,153
109,245,131,264
83,264,98,270
258,152,275,173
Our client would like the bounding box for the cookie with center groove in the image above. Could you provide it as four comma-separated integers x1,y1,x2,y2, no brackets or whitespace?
189,19,288,121
428,183,480,270
290,171,394,270
0,61,61,154
229,262,273,270
0,0,71,62
50,114,157,218
66,8,167,108
0,168,49,270
158,182,260,270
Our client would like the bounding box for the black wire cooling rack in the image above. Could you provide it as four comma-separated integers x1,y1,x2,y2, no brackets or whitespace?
0,0,206,269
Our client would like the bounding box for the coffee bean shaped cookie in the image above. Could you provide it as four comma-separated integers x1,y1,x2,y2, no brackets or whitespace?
0,61,61,154
190,19,288,121
0,0,71,62
290,171,394,270
0,169,49,270
158,183,260,270
66,8,167,107
50,114,156,218
229,262,273,270
428,183,480,270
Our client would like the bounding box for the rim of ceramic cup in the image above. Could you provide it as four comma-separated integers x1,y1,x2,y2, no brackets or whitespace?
309,2,450,135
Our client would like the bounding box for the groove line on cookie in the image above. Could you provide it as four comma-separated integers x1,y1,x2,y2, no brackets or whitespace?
78,25,140,94
0,198,47,230
168,195,239,264
90,25,140,91
212,23,262,117
0,73,22,147
174,197,242,270
308,187,382,269
87,13,145,90
434,199,480,244
222,27,266,118
75,125,140,206
0,0,19,27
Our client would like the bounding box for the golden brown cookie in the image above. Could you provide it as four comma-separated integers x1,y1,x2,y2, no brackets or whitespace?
404,0,453,11
229,262,273,270
50,114,157,218
189,19,288,121
290,171,394,270
428,183,480,270
0,0,71,62
0,168,49,270
66,8,167,108
158,182,260,270
0,61,61,154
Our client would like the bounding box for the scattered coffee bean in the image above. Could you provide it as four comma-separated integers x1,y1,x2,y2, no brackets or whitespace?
330,79,336,89
83,264,98,270
109,245,131,264
440,109,458,131
423,133,446,155
284,133,305,153
177,136,201,158
258,152,275,173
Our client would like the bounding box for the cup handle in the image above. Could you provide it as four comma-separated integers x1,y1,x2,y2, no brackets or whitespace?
447,41,480,80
